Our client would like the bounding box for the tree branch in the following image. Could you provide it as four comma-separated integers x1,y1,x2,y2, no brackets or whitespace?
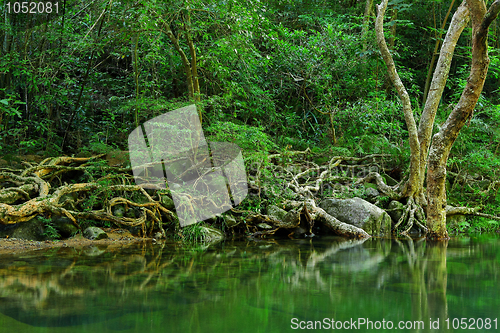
375,0,420,197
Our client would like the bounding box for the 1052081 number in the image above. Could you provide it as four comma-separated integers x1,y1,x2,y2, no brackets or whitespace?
5,2,59,14
445,318,497,330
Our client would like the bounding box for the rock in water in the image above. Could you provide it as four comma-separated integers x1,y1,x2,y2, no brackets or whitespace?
319,197,392,236
1,217,45,240
83,227,109,240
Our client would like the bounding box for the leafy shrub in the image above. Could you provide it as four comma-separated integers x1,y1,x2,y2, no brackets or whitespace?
39,217,61,240
205,121,277,154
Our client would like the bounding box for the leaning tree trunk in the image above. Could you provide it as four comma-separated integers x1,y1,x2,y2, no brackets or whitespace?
375,0,421,199
422,0,456,106
427,0,500,239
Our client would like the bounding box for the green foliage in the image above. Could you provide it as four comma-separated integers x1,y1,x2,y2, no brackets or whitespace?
39,217,61,240
456,217,500,235
83,134,116,154
1,0,499,237
377,196,392,208
179,224,206,243
444,103,500,225
206,121,277,154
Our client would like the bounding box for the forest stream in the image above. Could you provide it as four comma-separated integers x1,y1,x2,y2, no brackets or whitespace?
2,2,500,331
0,234,498,333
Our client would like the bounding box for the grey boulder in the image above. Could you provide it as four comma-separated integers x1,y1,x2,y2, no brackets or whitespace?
83,227,109,240
319,197,392,236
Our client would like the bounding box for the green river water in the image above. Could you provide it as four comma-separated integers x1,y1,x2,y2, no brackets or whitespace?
0,235,499,332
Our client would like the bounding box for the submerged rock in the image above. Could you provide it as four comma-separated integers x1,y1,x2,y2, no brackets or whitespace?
83,227,108,240
83,245,106,256
319,197,392,236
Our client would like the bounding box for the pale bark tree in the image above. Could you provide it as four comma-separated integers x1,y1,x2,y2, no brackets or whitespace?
373,0,500,239
427,0,500,239
422,0,456,105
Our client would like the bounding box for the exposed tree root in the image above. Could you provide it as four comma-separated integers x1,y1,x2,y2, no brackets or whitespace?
355,171,402,199
392,196,427,235
243,199,369,239
0,155,175,237
2,151,499,239
303,199,370,239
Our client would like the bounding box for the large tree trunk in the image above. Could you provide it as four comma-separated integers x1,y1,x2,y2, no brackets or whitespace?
375,0,500,237
427,0,500,239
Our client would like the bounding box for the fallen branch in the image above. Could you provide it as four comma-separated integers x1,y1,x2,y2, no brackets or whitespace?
446,205,500,221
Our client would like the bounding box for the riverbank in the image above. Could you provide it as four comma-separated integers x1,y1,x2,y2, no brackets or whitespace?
0,228,152,256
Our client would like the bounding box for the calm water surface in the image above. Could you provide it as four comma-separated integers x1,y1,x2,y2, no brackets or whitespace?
0,235,499,332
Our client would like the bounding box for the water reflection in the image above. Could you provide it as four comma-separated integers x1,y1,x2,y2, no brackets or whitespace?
0,235,498,332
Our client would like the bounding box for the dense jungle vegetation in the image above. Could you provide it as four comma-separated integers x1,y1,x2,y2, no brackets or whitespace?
1,0,499,239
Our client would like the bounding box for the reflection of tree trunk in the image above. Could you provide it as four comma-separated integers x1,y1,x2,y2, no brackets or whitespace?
396,238,448,331
426,241,448,326
395,238,428,329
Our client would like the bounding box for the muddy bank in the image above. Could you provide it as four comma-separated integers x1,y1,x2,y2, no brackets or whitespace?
0,229,153,256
